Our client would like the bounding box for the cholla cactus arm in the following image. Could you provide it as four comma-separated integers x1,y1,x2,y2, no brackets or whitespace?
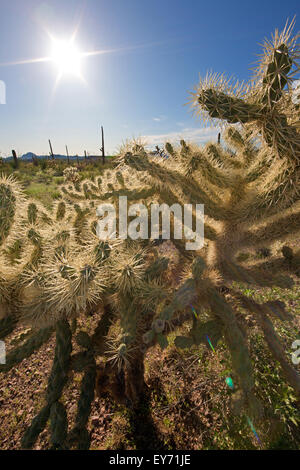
110,247,146,297
56,202,66,221
192,20,300,165
237,168,300,222
121,152,227,220
223,126,248,152
3,238,24,265
149,258,257,412
42,255,106,326
0,260,16,325
116,299,139,369
27,203,38,224
262,164,300,211
61,186,86,201
260,44,293,105
91,303,114,357
244,151,273,183
40,211,53,225
254,19,299,106
144,257,169,280
103,250,171,398
73,206,91,243
0,176,17,245
26,228,44,268
165,142,175,156
0,175,26,247
193,75,263,124
196,270,256,407
182,145,234,189
60,167,157,204
206,141,243,168
203,224,217,241
104,248,148,370
137,279,170,314
153,276,200,326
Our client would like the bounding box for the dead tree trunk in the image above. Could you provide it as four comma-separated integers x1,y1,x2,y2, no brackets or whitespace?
101,126,105,165
12,150,19,168
49,140,55,159
66,145,70,165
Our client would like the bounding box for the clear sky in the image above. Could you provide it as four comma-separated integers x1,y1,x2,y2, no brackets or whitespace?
0,0,299,157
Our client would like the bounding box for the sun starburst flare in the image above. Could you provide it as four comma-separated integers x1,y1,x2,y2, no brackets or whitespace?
50,37,82,78
0,30,171,88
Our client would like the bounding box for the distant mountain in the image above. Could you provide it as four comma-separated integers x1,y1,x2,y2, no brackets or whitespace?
21,152,39,160
3,153,101,161
20,153,88,161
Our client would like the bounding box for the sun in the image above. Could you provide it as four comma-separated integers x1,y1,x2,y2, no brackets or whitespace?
50,37,82,78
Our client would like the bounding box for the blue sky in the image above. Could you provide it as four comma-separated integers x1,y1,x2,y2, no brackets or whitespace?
0,0,299,157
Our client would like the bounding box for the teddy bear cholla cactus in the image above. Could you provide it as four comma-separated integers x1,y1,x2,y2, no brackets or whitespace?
63,166,80,184
0,168,174,449
116,20,300,410
1,21,300,449
118,131,300,416
190,18,300,208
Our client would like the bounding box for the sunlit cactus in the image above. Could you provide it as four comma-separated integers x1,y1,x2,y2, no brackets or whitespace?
27,203,38,224
0,21,299,450
124,122,300,407
55,201,66,220
191,19,300,166
0,170,171,448
0,174,26,247
165,142,175,156
63,166,80,184
116,22,300,412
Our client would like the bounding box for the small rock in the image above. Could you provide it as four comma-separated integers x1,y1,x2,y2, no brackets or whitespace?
91,416,99,426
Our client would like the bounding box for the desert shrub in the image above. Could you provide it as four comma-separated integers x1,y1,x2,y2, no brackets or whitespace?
63,167,80,184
